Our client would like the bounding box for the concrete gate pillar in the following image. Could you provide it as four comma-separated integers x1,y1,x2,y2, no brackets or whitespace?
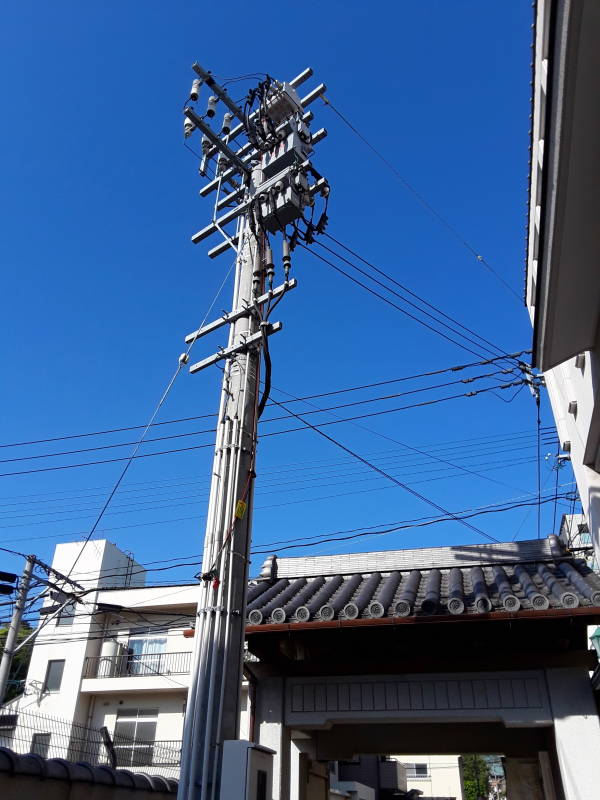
255,676,290,800
546,667,600,799
504,758,545,800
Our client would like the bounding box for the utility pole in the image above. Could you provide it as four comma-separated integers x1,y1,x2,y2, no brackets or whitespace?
177,65,329,800
0,554,34,703
0,555,84,702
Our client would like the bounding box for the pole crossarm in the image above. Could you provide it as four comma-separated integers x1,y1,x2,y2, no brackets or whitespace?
183,108,250,176
188,322,282,375
184,280,297,344
191,63,247,126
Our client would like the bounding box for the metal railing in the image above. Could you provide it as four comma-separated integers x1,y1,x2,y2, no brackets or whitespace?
0,707,181,779
113,737,181,768
84,650,192,679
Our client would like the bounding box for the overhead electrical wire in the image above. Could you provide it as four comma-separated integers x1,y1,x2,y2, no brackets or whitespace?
0,369,513,466
0,451,547,528
266,390,500,544
0,351,531,451
62,257,237,579
0,379,531,479
0,423,557,506
0,460,569,549
322,96,521,301
1,489,575,611
315,235,511,362
298,241,493,361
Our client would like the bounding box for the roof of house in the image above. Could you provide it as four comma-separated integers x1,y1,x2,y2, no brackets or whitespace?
245,535,600,627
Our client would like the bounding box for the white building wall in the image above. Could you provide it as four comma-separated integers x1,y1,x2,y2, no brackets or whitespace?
6,539,251,776
526,0,600,565
542,352,600,560
394,755,464,800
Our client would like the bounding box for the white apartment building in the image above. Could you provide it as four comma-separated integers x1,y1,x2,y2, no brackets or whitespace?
526,0,600,563
397,755,464,800
1,540,249,776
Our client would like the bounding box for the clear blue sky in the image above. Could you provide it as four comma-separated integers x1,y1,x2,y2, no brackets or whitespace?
0,1,575,584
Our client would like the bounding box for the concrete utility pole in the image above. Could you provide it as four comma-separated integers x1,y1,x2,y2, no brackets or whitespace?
177,66,329,800
0,555,34,703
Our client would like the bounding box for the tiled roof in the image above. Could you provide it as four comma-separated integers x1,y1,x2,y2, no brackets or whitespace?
246,536,600,626
0,747,177,792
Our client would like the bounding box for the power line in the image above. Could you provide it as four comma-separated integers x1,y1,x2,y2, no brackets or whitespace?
0,352,530,451
0,379,529,478
0,424,557,506
322,96,521,301
2,490,575,614
299,242,490,360
64,257,236,579
0,369,511,466
0,460,570,549
266,390,500,544
250,494,574,555
316,235,511,361
0,450,547,527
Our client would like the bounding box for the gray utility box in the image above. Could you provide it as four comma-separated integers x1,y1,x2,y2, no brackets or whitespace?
219,740,275,800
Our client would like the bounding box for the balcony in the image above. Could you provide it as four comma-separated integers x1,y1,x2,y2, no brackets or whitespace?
81,651,192,694
84,651,191,679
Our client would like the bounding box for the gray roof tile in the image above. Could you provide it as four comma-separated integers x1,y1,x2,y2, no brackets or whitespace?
246,537,600,625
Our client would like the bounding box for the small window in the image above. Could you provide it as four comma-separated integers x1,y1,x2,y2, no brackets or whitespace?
31,733,51,758
57,600,76,626
406,762,429,778
43,660,65,693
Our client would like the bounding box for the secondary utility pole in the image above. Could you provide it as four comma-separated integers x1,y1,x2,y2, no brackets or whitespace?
0,555,34,702
0,555,84,703
177,65,329,800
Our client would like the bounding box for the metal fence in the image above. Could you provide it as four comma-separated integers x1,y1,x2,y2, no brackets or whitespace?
84,651,192,679
0,707,181,779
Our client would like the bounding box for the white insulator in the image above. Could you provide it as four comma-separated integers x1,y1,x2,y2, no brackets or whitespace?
190,78,202,102
206,95,217,118
184,118,195,139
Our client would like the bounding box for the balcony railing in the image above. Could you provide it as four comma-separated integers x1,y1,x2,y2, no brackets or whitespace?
113,738,182,768
84,651,192,679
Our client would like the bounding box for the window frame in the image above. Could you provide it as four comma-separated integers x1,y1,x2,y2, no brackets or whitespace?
56,600,76,627
113,707,159,768
42,659,65,693
30,732,51,758
406,762,430,779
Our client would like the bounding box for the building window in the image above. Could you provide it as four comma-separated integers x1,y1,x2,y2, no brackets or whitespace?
126,635,167,676
57,600,76,626
113,707,158,768
42,660,65,693
30,733,51,758
406,762,429,779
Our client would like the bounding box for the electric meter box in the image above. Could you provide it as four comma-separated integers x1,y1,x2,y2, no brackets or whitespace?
219,740,275,800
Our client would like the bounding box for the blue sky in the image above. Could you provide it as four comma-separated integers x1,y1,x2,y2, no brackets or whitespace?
0,1,575,585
